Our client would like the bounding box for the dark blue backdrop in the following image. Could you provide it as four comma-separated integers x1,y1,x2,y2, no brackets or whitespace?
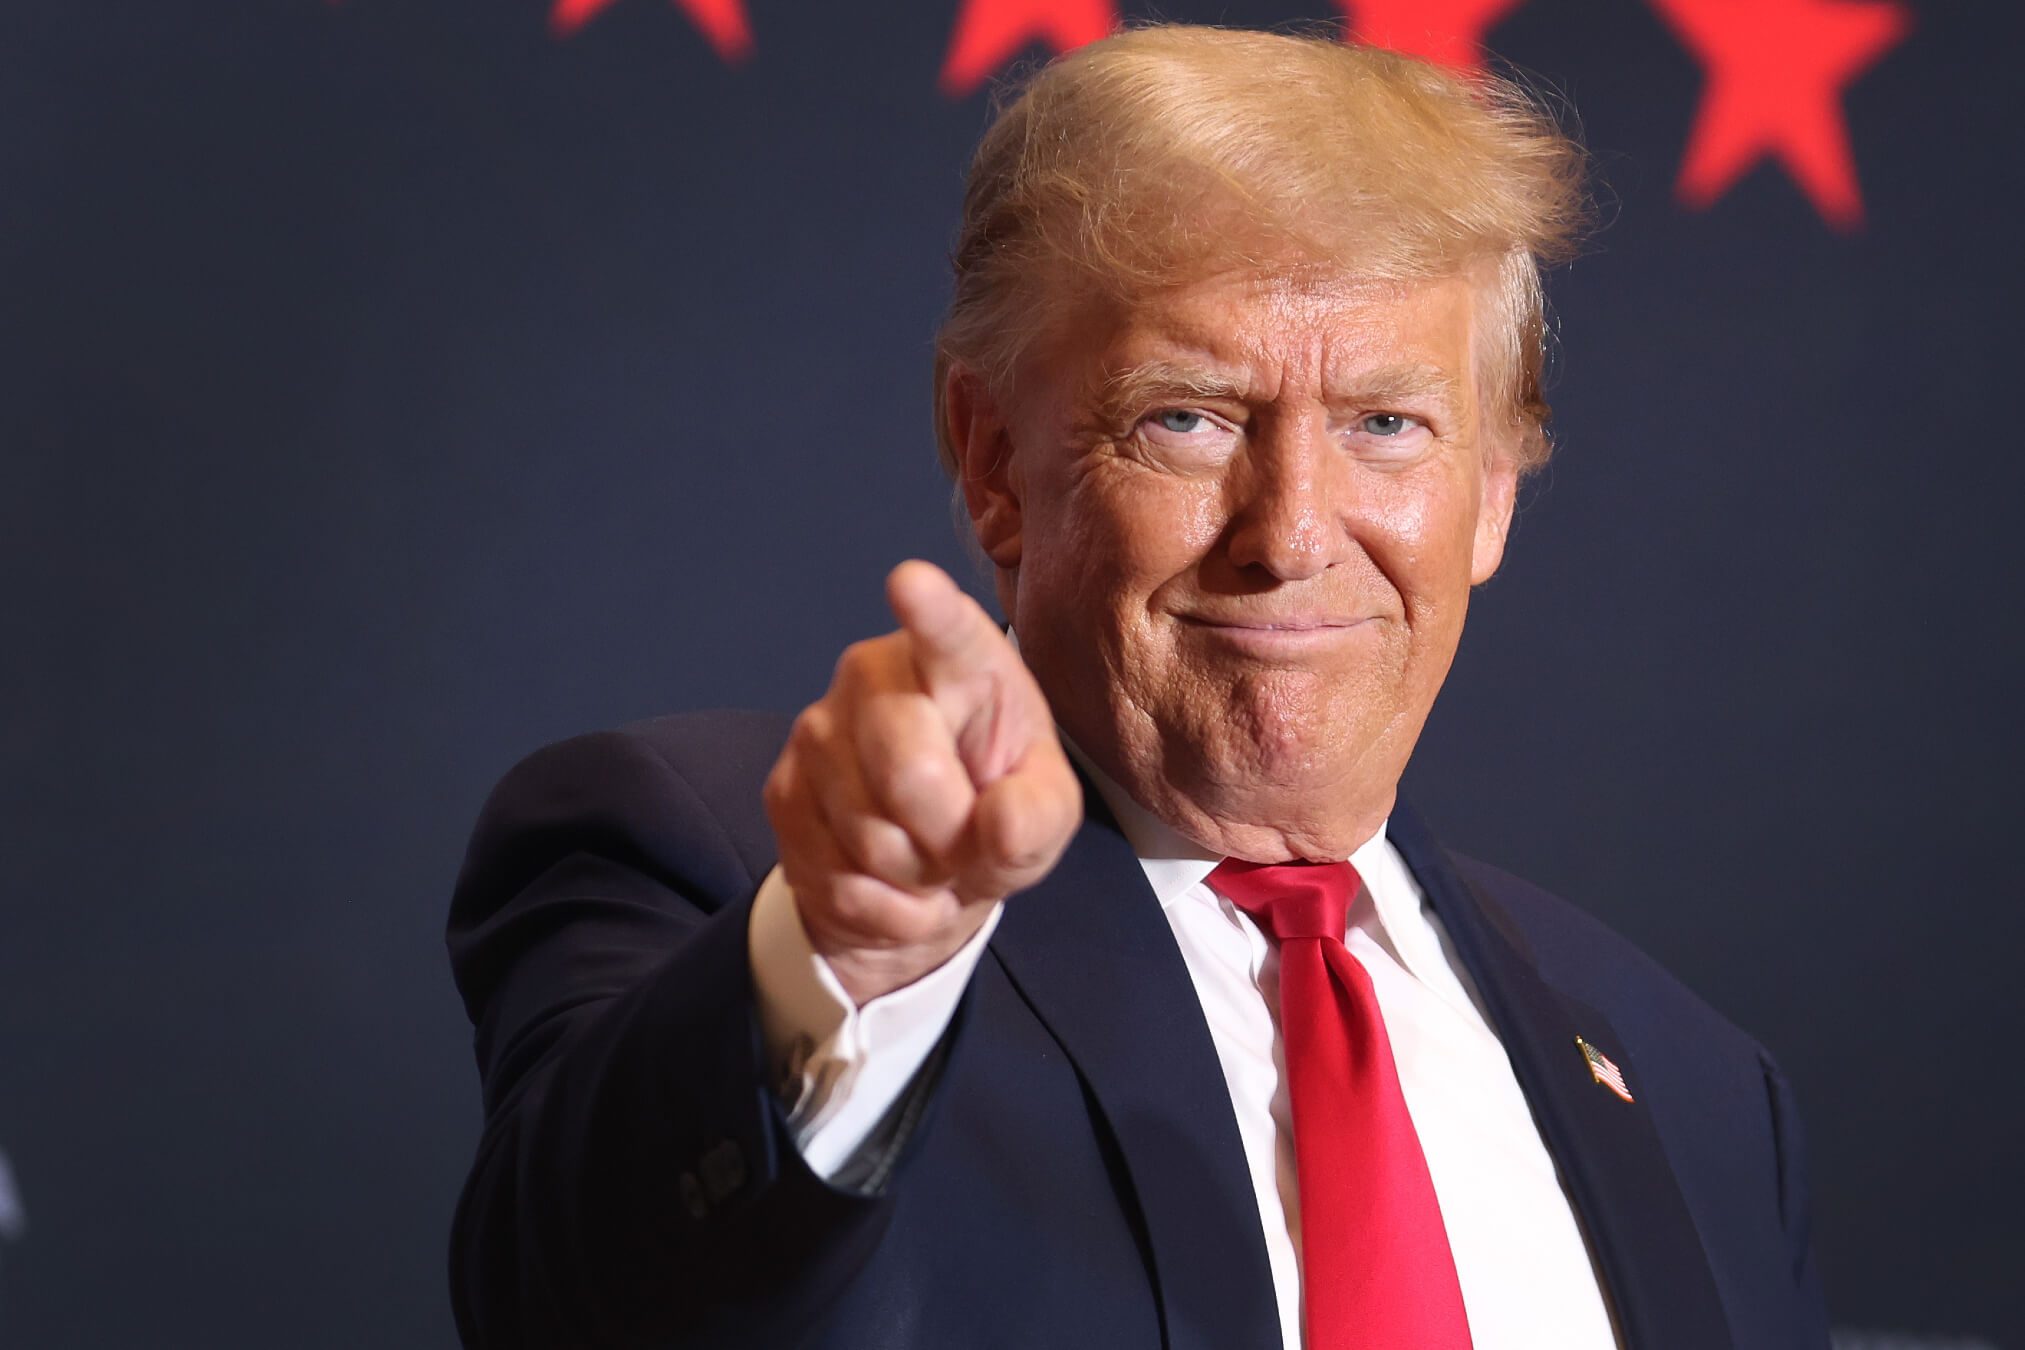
1,0,2019,1346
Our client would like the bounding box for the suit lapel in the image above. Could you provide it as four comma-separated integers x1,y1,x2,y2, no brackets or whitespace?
1387,804,1734,1350
989,803,1282,1350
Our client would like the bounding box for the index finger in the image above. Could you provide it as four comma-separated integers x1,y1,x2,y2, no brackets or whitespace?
885,560,1004,693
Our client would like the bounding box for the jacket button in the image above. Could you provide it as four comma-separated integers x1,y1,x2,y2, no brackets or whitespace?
700,1140,746,1203
678,1170,709,1220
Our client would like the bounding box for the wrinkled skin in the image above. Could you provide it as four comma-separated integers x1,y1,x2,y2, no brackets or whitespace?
949,268,1518,864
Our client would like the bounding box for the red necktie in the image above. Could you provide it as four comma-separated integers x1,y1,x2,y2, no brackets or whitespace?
1209,858,1473,1350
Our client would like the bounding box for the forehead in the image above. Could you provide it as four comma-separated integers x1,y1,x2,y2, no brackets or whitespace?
1088,269,1481,390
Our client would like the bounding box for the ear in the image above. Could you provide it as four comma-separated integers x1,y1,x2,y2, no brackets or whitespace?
1469,442,1520,586
944,363,1024,570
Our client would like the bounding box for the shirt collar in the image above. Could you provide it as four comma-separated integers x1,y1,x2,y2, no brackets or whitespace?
1060,733,1476,1004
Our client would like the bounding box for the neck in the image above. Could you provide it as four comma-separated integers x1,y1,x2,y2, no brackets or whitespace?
1065,735,1393,865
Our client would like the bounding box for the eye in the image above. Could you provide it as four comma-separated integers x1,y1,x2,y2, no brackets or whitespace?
1362,413,1415,436
1133,406,1239,470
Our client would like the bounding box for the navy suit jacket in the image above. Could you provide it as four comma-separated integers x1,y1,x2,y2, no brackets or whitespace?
447,710,1830,1349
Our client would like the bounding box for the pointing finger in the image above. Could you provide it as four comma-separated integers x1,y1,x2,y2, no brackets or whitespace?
886,560,1052,786
886,560,1004,695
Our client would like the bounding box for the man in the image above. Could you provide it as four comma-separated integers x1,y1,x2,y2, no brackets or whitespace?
447,26,1829,1350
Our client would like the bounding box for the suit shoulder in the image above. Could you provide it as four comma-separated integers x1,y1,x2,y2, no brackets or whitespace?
451,710,791,937
1449,853,1762,1057
1448,855,1827,1343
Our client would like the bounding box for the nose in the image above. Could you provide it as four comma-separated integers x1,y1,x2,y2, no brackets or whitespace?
1222,411,1354,582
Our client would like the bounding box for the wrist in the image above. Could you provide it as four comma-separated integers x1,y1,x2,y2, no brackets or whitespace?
811,904,999,1006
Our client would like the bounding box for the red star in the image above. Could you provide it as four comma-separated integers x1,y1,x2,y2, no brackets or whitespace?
549,0,753,63
1331,0,1528,69
939,0,1119,98
1647,0,1912,230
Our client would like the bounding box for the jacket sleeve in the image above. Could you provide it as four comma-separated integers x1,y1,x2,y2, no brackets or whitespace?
443,719,907,1350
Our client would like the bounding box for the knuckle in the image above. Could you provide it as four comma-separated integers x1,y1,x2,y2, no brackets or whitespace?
826,876,897,940
861,692,938,763
854,689,915,749
889,750,962,808
847,817,920,884
1051,783,1083,835
998,834,1053,881
789,704,833,753
833,636,898,689
763,758,817,832
818,873,869,926
999,823,1053,874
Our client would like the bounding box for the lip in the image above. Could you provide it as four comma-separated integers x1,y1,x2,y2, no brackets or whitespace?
1178,614,1373,631
1175,614,1375,651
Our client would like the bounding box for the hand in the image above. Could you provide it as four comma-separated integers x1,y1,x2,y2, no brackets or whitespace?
763,560,1082,1005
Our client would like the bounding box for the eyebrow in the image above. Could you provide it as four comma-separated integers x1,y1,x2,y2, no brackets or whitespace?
1343,364,1465,413
1094,361,1251,424
1094,359,1465,423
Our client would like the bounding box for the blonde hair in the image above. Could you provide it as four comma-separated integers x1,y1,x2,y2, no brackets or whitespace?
932,25,1588,476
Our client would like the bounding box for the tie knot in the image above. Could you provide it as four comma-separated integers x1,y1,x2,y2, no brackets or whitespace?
1208,858,1359,942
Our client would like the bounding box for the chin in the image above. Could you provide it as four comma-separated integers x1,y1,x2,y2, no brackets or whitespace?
1230,664,1377,740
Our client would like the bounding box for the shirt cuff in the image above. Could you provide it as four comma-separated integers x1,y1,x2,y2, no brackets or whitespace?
747,865,1003,1180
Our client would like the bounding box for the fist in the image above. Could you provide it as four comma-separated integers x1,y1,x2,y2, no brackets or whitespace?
763,561,1082,1005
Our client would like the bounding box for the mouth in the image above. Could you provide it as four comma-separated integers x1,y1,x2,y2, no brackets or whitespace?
1178,613,1372,631
1175,614,1376,652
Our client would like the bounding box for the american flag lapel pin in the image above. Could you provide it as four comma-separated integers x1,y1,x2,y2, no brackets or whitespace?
1575,1037,1635,1103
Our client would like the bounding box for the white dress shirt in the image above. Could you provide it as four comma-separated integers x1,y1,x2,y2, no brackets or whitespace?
748,772,1622,1350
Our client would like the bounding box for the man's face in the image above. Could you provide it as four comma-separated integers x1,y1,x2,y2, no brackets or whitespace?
952,267,1518,861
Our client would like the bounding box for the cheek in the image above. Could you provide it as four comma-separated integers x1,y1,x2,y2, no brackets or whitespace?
1054,470,1227,608
1362,469,1485,609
